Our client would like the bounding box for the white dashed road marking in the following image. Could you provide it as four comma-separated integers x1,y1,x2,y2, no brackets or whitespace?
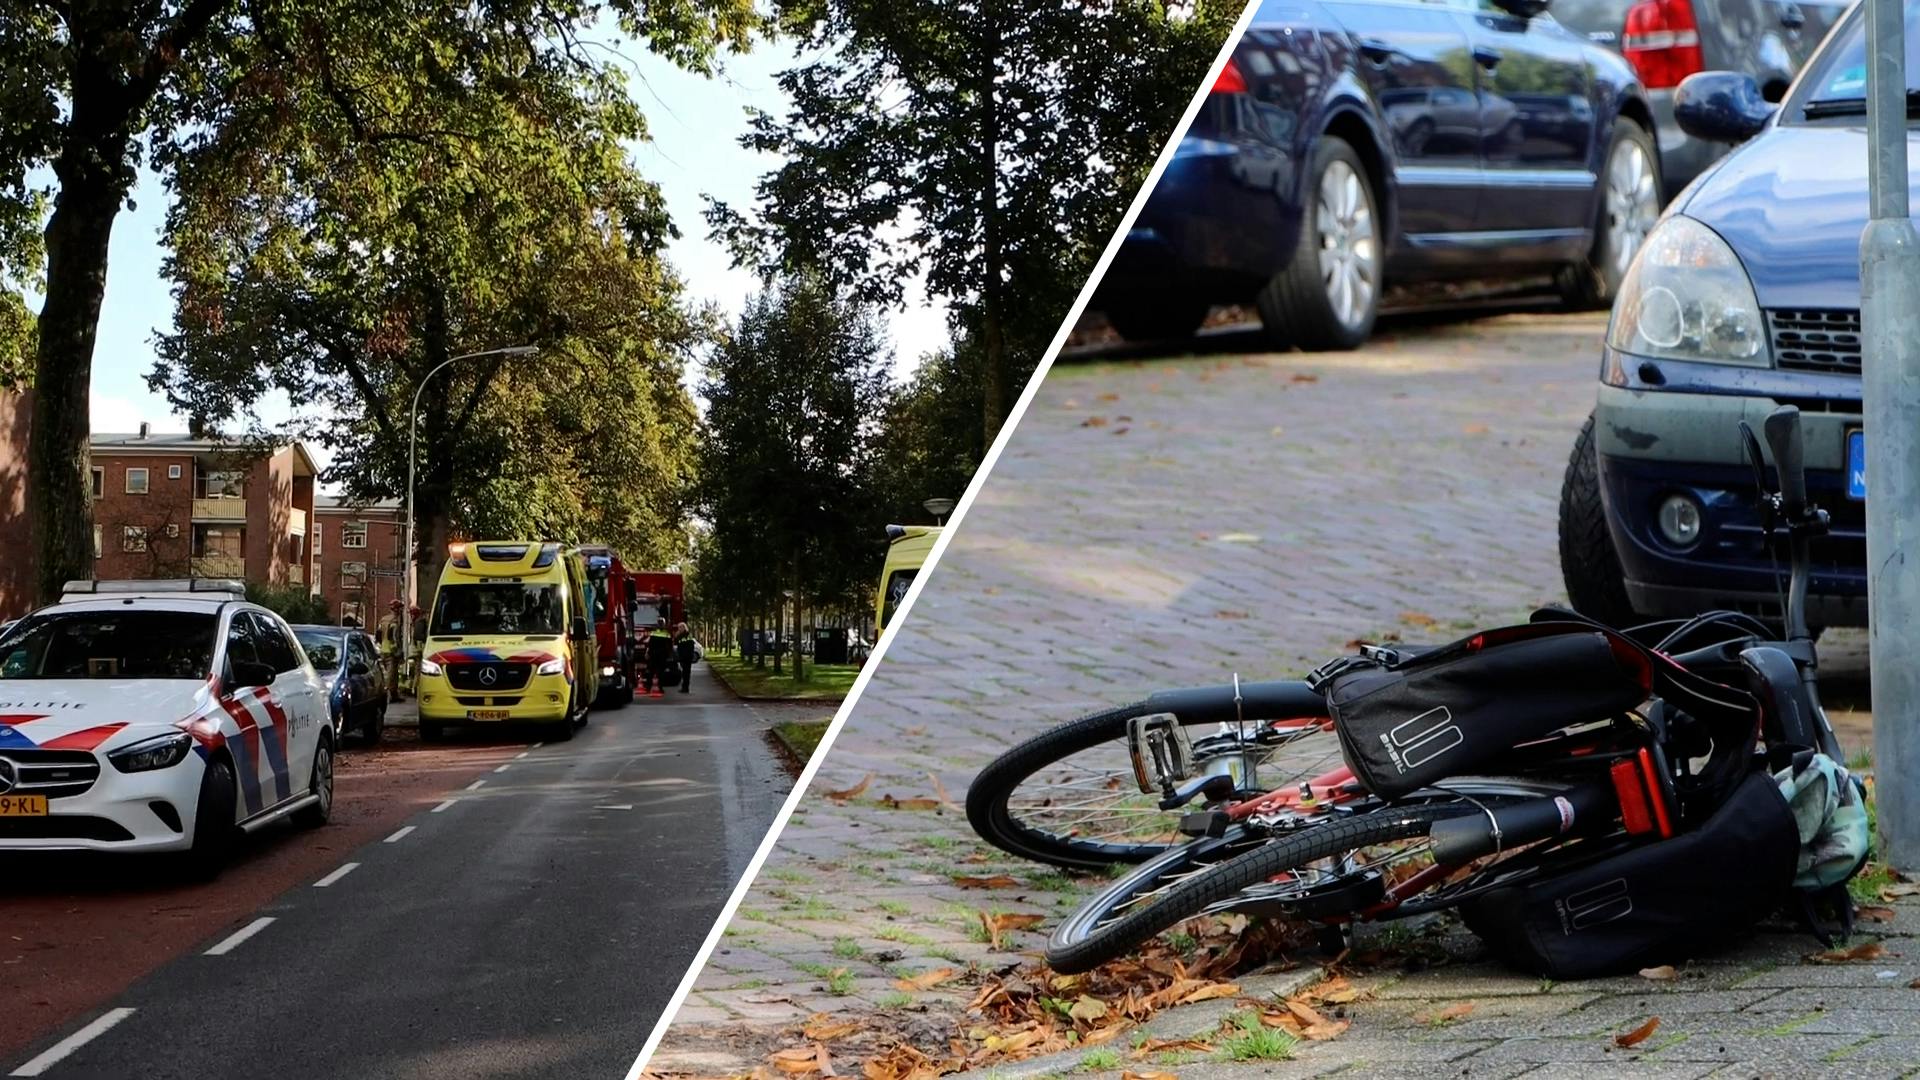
465,779,486,791
313,862,360,888
431,798,458,813
205,917,275,956
594,804,634,811
384,825,415,843
493,763,512,773
8,1007,136,1077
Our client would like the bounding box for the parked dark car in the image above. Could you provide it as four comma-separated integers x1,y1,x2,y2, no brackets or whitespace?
1094,0,1659,350
292,624,389,743
1554,0,1844,198
1559,3,1894,630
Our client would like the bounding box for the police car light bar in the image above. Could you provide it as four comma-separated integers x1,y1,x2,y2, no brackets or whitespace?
61,578,247,597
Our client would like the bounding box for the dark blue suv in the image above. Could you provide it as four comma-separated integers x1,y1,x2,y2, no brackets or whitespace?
1559,3,1896,630
1094,0,1654,349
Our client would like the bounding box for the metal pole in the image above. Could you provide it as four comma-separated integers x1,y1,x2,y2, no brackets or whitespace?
401,346,535,676
1862,0,1920,871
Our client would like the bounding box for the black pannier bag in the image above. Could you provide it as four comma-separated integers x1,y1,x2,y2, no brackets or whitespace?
1459,771,1798,978
1313,623,1651,800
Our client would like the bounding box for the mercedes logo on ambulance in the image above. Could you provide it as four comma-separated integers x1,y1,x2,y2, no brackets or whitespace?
478,667,499,687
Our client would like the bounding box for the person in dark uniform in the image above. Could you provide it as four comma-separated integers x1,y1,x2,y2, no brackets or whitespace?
645,623,673,698
674,622,698,693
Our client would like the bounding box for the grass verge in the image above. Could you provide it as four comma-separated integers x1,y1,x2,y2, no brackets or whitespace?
773,720,830,763
708,653,860,702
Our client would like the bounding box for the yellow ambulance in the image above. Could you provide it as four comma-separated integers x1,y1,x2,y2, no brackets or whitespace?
876,525,942,632
416,541,599,741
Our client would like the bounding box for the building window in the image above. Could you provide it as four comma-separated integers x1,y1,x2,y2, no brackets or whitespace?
90,467,103,499
165,523,180,539
340,560,367,587
122,526,148,553
312,524,322,555
198,469,245,499
193,524,243,558
342,522,368,549
92,525,102,559
340,601,365,628
125,468,149,495
291,532,306,565
168,464,182,480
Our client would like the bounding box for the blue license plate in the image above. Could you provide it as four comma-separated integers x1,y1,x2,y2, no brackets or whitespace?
1848,429,1866,500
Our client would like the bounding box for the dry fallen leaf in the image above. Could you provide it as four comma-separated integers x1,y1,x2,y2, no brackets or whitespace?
1463,423,1490,435
1121,1072,1178,1080
1179,982,1240,1004
980,911,1046,948
952,874,1020,890
1399,611,1439,628
1614,1016,1661,1048
1881,882,1920,900
880,795,942,811
892,967,958,992
823,774,873,802
1858,906,1897,923
802,1014,862,1041
1415,1001,1476,1025
1639,965,1679,981
1290,372,1319,384
1067,995,1109,1022
1081,416,1110,428
928,773,960,808
769,1044,830,1076
1809,941,1886,964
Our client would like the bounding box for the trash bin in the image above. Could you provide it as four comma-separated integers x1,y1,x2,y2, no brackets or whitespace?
813,627,848,665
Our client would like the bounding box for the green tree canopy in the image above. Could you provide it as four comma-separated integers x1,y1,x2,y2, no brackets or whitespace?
696,272,892,621
2,0,755,600
707,0,1240,444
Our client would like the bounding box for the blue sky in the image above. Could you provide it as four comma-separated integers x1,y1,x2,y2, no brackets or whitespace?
82,37,949,463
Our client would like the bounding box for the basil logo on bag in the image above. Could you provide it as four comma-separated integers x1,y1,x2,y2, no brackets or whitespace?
1556,878,1633,934
1381,706,1463,774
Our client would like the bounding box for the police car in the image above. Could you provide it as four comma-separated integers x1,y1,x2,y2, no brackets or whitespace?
0,579,333,872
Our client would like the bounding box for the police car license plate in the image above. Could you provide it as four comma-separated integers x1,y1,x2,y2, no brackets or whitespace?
0,794,48,816
467,709,511,721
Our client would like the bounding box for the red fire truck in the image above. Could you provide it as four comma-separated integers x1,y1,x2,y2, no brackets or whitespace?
577,545,641,707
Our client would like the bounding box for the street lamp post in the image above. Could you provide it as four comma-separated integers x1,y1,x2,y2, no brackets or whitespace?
923,497,956,525
401,346,538,675
1862,0,1920,871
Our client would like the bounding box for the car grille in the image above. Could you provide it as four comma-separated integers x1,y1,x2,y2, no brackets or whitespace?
0,749,102,799
1768,309,1861,375
446,662,532,692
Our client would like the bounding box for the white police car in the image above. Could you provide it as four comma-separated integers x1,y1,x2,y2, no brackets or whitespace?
0,580,333,872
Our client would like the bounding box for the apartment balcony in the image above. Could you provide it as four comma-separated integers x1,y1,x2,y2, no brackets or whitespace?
191,555,246,578
289,507,306,535
192,498,247,523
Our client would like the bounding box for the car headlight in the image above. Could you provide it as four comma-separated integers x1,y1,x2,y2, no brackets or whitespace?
1607,215,1767,367
536,658,565,677
108,732,194,773
418,658,442,677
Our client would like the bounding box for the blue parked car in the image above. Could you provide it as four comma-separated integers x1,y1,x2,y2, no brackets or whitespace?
1094,0,1657,349
292,624,389,743
1560,3,1894,630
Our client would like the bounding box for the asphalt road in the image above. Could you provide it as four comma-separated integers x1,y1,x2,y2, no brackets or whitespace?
4,667,789,1080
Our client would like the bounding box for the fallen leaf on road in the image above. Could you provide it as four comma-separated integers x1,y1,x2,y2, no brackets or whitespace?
1883,882,1920,900
928,773,961,809
952,874,1020,890
880,795,942,811
1614,1017,1661,1048
1290,373,1319,384
824,774,873,801
1068,995,1109,1022
1081,416,1109,428
769,1044,829,1076
1399,611,1439,628
1908,978,1920,989
1639,965,1679,981
1463,423,1490,435
1809,941,1886,964
980,911,1046,948
1129,1038,1213,1060
1216,532,1260,543
1121,1072,1178,1080
1858,906,1897,923
802,1015,862,1041
1415,1001,1476,1025
1098,393,1120,403
892,967,959,992
861,1043,952,1080
1179,982,1240,1004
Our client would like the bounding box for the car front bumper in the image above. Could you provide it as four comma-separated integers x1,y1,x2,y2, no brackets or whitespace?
417,670,573,723
0,749,206,852
1592,356,1867,626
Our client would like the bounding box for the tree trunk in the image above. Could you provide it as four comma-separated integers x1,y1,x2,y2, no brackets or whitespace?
31,173,125,601
978,3,1009,444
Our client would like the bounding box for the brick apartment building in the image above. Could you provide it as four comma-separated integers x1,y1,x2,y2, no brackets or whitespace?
312,496,409,626
89,425,318,589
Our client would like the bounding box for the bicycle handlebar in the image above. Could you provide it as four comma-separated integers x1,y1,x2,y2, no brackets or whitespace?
1764,406,1808,518
1145,680,1325,726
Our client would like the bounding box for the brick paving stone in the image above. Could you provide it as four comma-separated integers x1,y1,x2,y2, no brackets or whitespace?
645,313,1893,1078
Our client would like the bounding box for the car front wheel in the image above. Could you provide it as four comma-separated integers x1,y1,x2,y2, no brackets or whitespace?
1558,413,1640,628
185,756,238,879
294,739,334,829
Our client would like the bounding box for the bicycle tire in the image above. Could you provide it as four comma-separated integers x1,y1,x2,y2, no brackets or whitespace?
1046,802,1483,974
966,699,1336,871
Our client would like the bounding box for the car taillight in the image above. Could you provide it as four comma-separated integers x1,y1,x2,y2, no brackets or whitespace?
1621,0,1704,90
1212,57,1247,95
